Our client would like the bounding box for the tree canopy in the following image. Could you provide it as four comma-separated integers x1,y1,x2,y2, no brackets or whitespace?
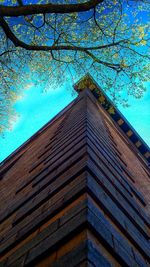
0,0,150,132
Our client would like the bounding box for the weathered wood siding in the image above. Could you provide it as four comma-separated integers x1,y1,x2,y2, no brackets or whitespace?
0,89,150,267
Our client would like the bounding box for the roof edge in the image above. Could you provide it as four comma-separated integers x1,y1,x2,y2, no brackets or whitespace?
74,73,150,165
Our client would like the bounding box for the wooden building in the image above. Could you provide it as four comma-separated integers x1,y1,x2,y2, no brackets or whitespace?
0,74,150,266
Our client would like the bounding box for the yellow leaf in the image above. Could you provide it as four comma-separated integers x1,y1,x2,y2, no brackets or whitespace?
113,53,119,58
89,84,96,91
136,40,147,46
98,95,106,104
140,40,147,46
108,106,115,114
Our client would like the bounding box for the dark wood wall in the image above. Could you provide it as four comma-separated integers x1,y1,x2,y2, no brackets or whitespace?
0,89,150,267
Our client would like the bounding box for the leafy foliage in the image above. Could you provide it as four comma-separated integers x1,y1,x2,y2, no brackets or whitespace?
0,0,150,132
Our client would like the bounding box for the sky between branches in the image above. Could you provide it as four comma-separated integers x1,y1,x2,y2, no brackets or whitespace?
0,0,150,161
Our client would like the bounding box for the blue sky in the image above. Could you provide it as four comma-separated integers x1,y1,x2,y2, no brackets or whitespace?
0,1,150,163
0,80,76,163
0,77,149,163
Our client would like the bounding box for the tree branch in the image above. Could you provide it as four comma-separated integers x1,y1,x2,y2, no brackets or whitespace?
0,50,16,57
85,50,122,71
0,17,128,52
0,0,103,17
16,0,23,6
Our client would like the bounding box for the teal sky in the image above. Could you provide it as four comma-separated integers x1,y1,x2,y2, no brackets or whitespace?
0,78,149,163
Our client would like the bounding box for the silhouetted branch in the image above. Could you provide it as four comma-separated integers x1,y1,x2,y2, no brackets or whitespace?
0,0,103,17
